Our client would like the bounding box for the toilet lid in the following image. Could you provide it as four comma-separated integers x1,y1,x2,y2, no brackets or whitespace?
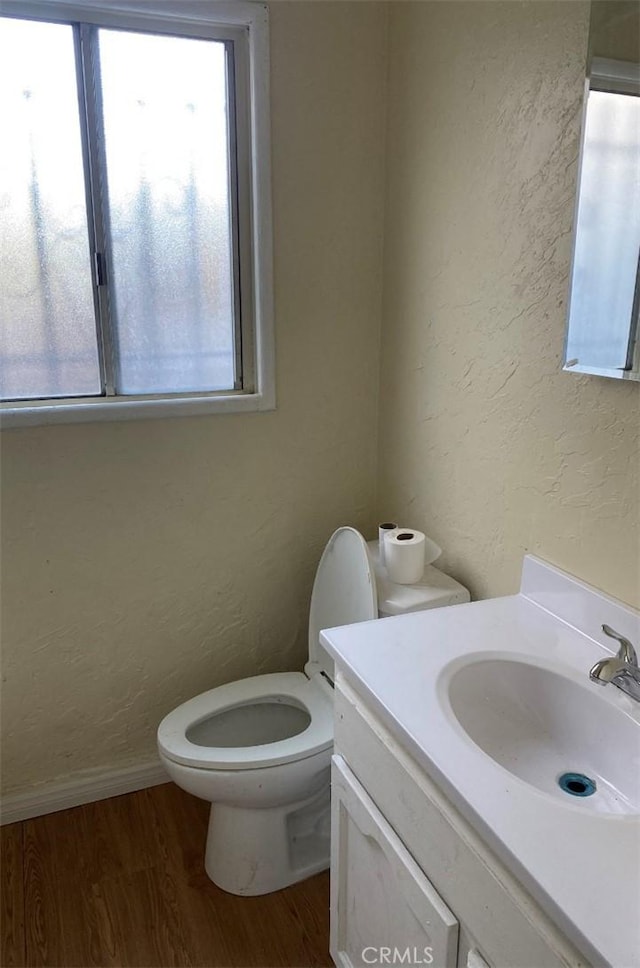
307,527,378,681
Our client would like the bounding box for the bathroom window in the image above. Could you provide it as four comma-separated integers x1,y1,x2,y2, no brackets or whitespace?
564,57,640,379
0,3,274,426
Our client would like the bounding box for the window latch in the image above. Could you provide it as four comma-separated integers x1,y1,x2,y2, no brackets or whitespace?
94,251,106,287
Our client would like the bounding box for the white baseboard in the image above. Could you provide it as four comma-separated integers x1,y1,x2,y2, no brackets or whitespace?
0,759,169,825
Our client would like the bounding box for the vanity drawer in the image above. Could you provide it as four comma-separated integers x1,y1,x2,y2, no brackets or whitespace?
334,675,588,968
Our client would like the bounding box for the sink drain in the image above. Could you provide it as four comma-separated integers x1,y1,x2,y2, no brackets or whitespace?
558,772,596,797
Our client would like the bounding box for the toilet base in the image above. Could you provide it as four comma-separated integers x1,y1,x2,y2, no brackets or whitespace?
204,785,330,896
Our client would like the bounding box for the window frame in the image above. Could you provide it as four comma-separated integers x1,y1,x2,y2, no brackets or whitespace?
0,0,275,427
563,56,640,382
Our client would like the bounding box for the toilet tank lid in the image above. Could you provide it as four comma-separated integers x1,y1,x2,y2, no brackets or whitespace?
366,539,470,615
308,528,378,680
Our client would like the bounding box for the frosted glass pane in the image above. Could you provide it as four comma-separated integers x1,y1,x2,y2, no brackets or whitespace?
0,18,101,400
98,30,236,395
566,90,640,370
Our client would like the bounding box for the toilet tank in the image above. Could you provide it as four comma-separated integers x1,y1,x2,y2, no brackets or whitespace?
306,530,470,686
366,540,470,618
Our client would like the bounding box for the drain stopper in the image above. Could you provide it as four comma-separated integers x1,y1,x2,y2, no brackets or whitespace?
558,772,597,797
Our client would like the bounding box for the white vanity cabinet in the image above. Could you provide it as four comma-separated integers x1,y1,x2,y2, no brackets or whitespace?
330,676,589,968
331,754,459,968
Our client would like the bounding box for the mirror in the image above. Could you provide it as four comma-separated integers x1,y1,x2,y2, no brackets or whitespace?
564,2,640,381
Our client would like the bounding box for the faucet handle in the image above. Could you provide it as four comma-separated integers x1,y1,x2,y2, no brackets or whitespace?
602,624,638,666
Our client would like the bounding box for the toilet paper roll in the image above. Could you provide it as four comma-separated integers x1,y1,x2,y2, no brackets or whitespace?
378,522,399,566
385,529,426,584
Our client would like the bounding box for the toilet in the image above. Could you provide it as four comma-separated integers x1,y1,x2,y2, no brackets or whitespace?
157,527,469,896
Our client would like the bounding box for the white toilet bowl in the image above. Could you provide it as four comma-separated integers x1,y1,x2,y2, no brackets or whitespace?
158,527,469,896
158,672,333,895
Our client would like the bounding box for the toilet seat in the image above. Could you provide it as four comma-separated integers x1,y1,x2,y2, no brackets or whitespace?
158,672,332,771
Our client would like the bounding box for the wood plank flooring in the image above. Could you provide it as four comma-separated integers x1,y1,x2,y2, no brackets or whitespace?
1,783,331,968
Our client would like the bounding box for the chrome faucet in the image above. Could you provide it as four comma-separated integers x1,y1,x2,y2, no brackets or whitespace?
589,624,640,702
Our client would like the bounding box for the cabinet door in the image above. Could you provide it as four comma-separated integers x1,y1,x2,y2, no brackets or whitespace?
331,755,459,968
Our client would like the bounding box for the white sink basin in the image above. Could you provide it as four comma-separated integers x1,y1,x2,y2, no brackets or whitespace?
446,657,640,815
322,558,640,968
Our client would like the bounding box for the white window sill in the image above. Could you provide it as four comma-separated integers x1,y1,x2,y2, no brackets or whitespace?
563,362,639,381
0,389,276,429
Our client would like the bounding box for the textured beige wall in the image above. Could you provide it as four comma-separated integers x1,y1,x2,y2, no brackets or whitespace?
378,1,640,606
4,0,639,803
0,2,387,796
590,1,640,62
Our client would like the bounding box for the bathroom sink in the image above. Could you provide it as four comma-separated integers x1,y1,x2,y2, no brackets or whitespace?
446,657,640,815
322,562,640,968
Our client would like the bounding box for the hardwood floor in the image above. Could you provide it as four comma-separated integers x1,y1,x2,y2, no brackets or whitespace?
1,783,332,968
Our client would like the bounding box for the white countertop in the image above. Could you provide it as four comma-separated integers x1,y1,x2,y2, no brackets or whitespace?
321,556,640,968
